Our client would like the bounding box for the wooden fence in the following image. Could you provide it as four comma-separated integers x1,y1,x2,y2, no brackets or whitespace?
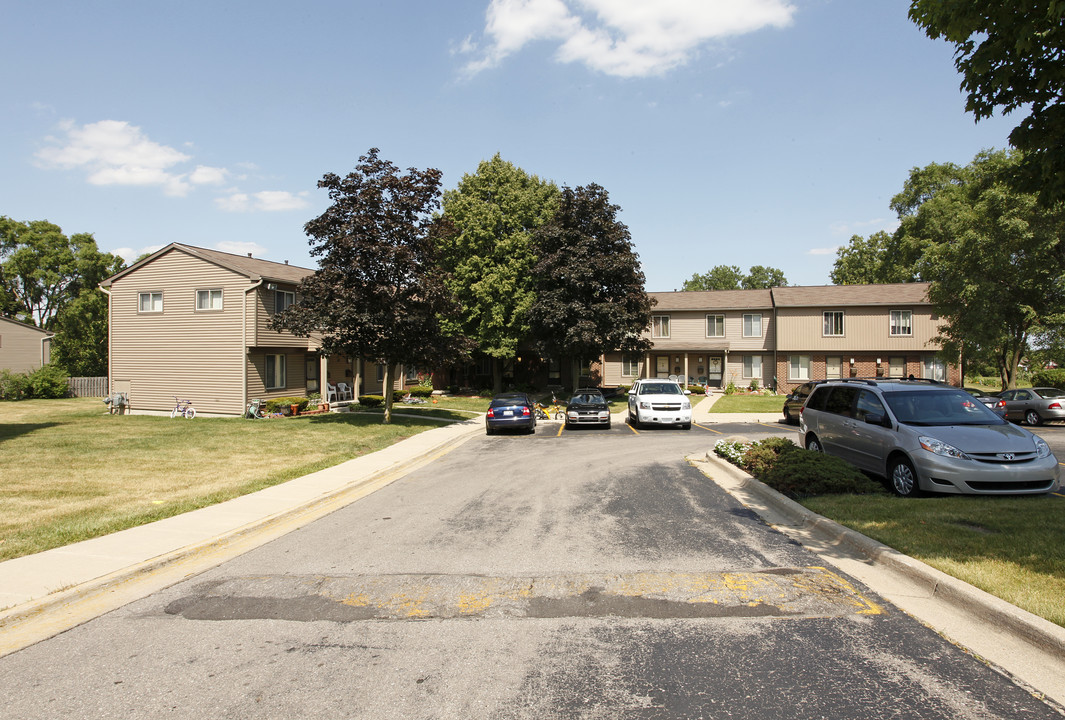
68,376,108,397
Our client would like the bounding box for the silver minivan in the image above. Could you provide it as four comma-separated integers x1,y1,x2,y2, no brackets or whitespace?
799,379,1060,497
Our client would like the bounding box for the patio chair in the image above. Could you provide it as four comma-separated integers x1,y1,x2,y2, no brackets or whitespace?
337,382,353,401
326,383,339,404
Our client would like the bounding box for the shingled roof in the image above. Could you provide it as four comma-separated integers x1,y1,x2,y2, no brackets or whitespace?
650,289,773,310
101,243,315,287
648,283,930,309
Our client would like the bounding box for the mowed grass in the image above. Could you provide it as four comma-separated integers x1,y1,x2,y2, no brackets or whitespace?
801,492,1065,627
705,393,786,413
0,398,460,561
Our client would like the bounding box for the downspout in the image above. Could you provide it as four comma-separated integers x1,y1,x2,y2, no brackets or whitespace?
100,286,112,393
244,279,264,415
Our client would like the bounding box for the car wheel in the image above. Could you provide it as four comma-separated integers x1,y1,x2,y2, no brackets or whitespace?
1026,410,1043,426
485,426,494,436
805,435,822,453
889,457,922,497
682,423,691,430
783,407,794,424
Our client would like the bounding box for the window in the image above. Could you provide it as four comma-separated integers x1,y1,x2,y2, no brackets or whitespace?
789,354,811,381
889,356,906,377
274,289,295,315
742,313,762,337
855,390,886,423
890,310,913,336
196,289,223,311
265,354,286,389
621,355,639,377
548,358,561,380
743,355,762,379
652,315,670,338
405,365,419,382
825,387,858,418
138,292,163,313
706,315,724,338
823,311,844,336
376,363,384,382
923,356,947,382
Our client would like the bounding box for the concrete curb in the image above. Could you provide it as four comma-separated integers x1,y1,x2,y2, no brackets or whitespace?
0,419,484,655
698,450,1065,659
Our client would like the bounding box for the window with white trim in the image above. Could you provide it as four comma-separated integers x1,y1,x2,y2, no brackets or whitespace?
743,355,762,378
621,355,639,377
274,289,295,315
652,315,670,338
789,354,811,381
706,314,724,338
196,289,223,311
923,356,947,382
265,354,286,389
138,291,163,313
823,311,844,336
890,310,913,336
742,313,762,338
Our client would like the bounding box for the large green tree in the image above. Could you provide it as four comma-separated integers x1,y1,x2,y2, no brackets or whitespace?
0,217,122,328
909,1,1065,203
50,289,110,376
273,149,469,423
897,150,1065,388
526,184,653,390
682,264,787,291
830,231,914,285
440,154,559,392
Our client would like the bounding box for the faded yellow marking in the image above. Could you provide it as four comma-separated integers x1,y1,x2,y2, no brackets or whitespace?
341,592,371,607
801,566,884,616
693,423,723,434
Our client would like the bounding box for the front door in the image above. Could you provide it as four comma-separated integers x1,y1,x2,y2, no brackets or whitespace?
707,356,723,387
656,356,670,378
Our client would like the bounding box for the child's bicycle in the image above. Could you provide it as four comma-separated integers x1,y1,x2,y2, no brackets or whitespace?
171,396,196,419
534,395,566,420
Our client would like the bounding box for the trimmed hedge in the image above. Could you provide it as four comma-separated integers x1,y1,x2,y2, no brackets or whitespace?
715,437,884,498
359,395,384,408
0,366,70,401
265,396,309,414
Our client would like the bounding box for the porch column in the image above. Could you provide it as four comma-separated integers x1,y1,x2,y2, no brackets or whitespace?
319,355,328,399
643,352,651,379
683,354,689,387
352,357,362,398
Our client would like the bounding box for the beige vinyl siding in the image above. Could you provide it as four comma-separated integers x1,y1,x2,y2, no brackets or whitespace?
0,319,51,373
108,250,248,414
253,286,314,349
640,310,773,351
601,352,644,386
246,350,309,400
774,306,941,352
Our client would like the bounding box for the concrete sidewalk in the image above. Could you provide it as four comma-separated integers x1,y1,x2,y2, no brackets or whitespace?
0,416,485,654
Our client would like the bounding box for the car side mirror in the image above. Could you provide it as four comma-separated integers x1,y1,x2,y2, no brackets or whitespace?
865,413,890,428
683,390,691,395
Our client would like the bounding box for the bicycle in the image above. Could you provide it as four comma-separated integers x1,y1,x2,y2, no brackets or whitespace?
534,395,566,420
171,396,196,419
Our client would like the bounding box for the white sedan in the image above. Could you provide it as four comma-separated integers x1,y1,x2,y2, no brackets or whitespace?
628,379,692,429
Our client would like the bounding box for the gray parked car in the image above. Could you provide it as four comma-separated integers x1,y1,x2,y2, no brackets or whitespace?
799,379,1059,497
996,387,1065,426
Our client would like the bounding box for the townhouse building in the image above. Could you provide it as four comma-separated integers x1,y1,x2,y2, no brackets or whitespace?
600,283,958,393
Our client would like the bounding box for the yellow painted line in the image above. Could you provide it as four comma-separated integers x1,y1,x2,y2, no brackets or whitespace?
626,422,640,435
693,422,723,434
556,422,564,437
757,422,786,430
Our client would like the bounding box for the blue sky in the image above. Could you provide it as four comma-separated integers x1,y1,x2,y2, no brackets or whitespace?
2,0,1018,290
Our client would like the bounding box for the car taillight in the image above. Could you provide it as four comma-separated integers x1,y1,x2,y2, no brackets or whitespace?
1050,402,1062,410
522,406,531,416
487,408,495,418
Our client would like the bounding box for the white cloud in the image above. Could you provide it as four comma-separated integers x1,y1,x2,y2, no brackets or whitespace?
462,0,796,77
829,217,900,237
110,244,164,264
189,165,229,185
216,190,310,213
215,241,268,257
36,120,193,195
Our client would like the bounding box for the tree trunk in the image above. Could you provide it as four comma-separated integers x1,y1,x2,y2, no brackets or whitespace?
492,358,503,394
382,362,393,424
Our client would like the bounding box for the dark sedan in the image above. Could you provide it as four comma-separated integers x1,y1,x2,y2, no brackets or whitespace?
565,388,612,428
962,387,1007,418
485,392,537,435
783,381,818,424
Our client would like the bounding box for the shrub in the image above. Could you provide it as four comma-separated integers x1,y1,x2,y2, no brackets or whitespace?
741,436,799,478
688,385,705,395
617,384,631,395
763,452,884,498
725,382,736,395
749,379,760,392
478,388,494,398
0,370,32,400
359,394,384,408
407,385,434,398
265,396,309,414
1030,369,1065,389
28,365,70,399
447,385,460,395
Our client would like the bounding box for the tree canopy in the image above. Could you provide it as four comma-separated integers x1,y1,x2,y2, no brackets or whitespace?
832,149,1065,388
273,148,469,422
526,183,653,390
909,1,1065,203
440,154,559,391
682,264,787,291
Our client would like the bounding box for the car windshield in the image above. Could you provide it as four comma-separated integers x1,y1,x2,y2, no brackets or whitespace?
639,383,682,395
490,395,527,407
1036,388,1065,398
569,393,604,404
884,390,1005,426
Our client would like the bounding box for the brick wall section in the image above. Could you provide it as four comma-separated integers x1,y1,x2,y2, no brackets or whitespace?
775,354,959,394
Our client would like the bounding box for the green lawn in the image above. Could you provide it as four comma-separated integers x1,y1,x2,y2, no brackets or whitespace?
705,393,786,413
801,492,1065,627
0,398,454,561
